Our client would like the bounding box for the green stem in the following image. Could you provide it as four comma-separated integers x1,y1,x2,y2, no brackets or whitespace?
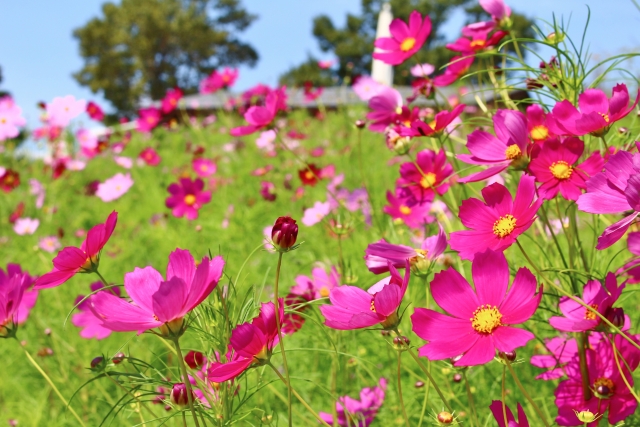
273,252,293,427
18,340,87,427
577,332,592,401
397,352,411,427
95,270,119,296
172,337,202,427
267,363,331,427
407,348,452,412
505,361,551,427
502,366,508,427
462,371,479,427
416,360,431,427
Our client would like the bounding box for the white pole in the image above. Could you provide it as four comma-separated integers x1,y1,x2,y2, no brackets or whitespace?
371,2,394,86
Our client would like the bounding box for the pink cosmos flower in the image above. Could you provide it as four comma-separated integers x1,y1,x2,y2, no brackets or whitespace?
34,211,118,289
554,334,640,426
526,104,555,142
303,82,323,102
13,218,39,235
114,156,133,169
549,273,624,333
410,63,435,77
86,101,105,121
1,264,38,330
162,87,183,113
230,88,286,136
166,178,211,220
29,179,45,209
46,95,86,127
139,147,161,166
577,150,640,249
396,149,453,202
192,158,216,178
352,76,385,101
318,60,334,69
489,401,529,427
208,301,283,382
399,104,464,137
446,29,507,53
528,138,604,201
433,55,474,87
200,68,239,93
383,190,435,229
365,86,403,132
411,250,541,366
302,201,331,226
319,378,387,426
548,84,639,137
364,223,447,274
372,10,432,65
320,261,409,330
39,236,61,253
136,107,161,133
449,175,542,260
458,109,529,183
259,181,276,202
89,249,224,335
530,334,602,381
96,173,133,202
480,0,511,21
0,96,26,141
292,266,341,301
618,232,640,283
72,282,120,340
76,128,99,154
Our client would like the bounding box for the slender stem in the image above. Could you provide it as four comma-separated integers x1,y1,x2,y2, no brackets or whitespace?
577,332,592,401
505,361,551,427
502,366,508,427
172,337,202,427
273,252,293,426
396,352,411,427
182,411,188,427
18,340,87,427
95,270,119,296
267,363,332,427
609,335,640,403
462,371,479,427
104,372,160,421
416,360,431,427
407,348,452,412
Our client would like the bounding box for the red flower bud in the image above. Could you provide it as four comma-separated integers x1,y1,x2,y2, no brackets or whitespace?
184,350,205,369
271,216,298,251
170,383,194,407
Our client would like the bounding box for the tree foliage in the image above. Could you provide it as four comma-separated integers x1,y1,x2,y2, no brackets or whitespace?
279,0,534,87
73,0,258,116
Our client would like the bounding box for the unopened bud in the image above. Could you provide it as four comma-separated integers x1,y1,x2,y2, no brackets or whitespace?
546,31,565,44
392,335,410,351
355,120,366,129
44,328,52,336
271,216,298,251
606,307,625,330
453,373,462,383
499,350,517,362
184,350,205,369
574,410,598,422
618,127,629,135
170,383,194,408
112,352,126,364
437,411,454,424
90,356,105,369
415,381,424,388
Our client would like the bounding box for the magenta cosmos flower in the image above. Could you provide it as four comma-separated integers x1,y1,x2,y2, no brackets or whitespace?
364,223,446,274
528,137,604,201
72,282,120,340
320,261,409,330
372,10,431,65
166,178,211,220
549,273,624,333
433,55,474,87
489,401,529,427
458,109,530,183
292,265,341,301
530,334,602,381
200,68,239,93
555,334,640,426
365,86,403,132
161,87,183,113
400,104,464,137
618,232,640,283
139,147,161,166
526,104,555,143
480,0,511,21
0,264,38,335
396,149,453,202
86,101,104,121
446,28,507,53
35,211,117,289
208,300,283,382
319,378,387,427
411,250,541,366
89,249,224,335
192,158,216,178
449,175,541,260
548,83,639,137
230,88,285,136
577,150,640,249
136,107,161,133
383,189,436,229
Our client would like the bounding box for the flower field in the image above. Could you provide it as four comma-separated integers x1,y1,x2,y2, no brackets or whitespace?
2,1,640,426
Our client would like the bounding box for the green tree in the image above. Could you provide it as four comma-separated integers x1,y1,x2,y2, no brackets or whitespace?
279,0,534,87
73,0,258,117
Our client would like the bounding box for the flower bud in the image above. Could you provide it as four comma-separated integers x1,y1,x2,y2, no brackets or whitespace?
271,216,298,251
112,352,126,364
90,356,105,369
574,410,598,423
392,335,410,351
355,120,366,129
499,350,517,362
453,373,462,383
170,383,194,407
185,350,205,369
605,307,625,330
415,381,425,388
437,411,454,424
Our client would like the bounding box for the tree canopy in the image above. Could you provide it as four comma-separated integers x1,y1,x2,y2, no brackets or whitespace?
279,0,534,87
73,0,258,117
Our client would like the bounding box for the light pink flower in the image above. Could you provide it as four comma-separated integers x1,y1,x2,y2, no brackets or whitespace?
302,201,331,226
46,95,86,127
114,156,133,169
352,76,385,101
13,218,39,235
72,282,120,340
0,96,26,141
29,179,45,208
39,236,61,253
96,173,133,202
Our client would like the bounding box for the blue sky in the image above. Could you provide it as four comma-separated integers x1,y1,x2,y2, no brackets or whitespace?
1,0,639,128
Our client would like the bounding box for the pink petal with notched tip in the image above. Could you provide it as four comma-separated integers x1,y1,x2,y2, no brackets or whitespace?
430,268,479,319
454,334,495,366
472,250,509,307
124,266,164,314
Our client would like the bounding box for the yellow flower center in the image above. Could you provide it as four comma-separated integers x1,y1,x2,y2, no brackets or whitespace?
593,377,615,398
370,299,376,312
184,194,197,206
493,214,517,238
400,37,416,52
304,171,314,180
399,205,412,215
470,305,503,334
81,254,99,271
0,118,6,124
319,287,330,298
420,172,437,189
395,106,403,115
584,303,598,320
504,144,522,160
470,39,486,49
530,125,549,141
600,113,610,123
549,161,573,180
